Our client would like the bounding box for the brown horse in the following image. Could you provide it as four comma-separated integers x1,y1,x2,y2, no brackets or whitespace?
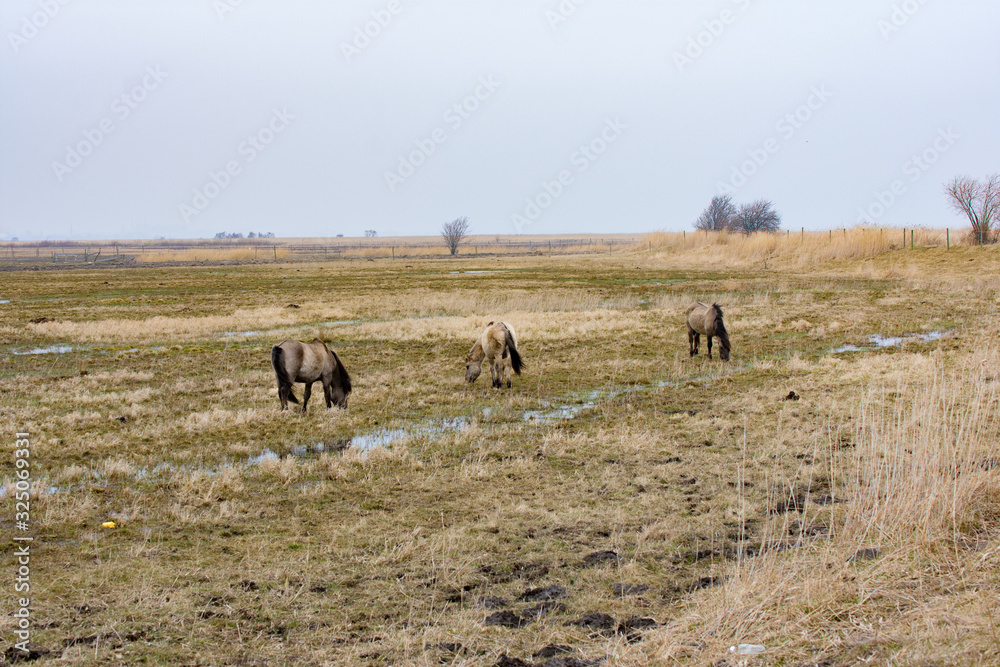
271,338,352,412
685,302,731,361
466,321,524,388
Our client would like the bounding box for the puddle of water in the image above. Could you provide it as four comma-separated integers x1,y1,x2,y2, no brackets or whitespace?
0,299,9,304
290,442,330,457
831,330,953,355
449,270,511,274
247,450,280,465
0,483,60,498
523,389,624,424
13,344,73,355
350,428,410,451
349,417,470,451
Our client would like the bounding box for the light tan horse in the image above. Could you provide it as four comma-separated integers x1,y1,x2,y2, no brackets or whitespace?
466,321,524,388
271,338,352,412
685,302,731,361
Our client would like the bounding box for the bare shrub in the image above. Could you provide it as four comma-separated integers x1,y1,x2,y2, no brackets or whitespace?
694,195,736,231
732,199,782,235
944,174,1000,245
441,217,470,256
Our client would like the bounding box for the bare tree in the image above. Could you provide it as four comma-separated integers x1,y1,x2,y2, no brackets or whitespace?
364,230,377,238
732,199,781,235
694,194,736,231
441,216,470,256
944,174,1000,245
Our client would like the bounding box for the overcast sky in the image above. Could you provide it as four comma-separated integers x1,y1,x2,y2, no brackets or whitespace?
1,1,997,240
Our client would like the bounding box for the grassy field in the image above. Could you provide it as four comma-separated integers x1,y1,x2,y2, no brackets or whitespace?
1,237,999,665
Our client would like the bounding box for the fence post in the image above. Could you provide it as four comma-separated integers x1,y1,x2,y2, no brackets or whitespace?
273,246,277,260
801,227,804,241
910,229,914,250
946,228,949,250
902,228,906,248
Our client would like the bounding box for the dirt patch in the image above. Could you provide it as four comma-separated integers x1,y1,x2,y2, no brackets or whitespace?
476,595,509,610
611,583,649,596
581,550,619,567
485,610,530,628
565,613,616,632
519,584,567,602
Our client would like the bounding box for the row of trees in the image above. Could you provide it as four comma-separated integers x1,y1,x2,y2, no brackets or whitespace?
692,174,998,244
694,194,782,234
213,231,275,239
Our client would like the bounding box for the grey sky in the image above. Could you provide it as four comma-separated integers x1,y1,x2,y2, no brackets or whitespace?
1,1,997,240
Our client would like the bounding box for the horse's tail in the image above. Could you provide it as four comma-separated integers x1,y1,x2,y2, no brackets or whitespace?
331,350,352,395
504,328,524,375
712,303,731,354
271,345,299,404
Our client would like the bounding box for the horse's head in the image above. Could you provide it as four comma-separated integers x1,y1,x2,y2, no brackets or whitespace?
331,385,349,408
465,355,482,383
328,349,352,408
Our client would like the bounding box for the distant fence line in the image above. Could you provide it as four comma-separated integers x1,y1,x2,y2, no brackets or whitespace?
0,229,988,267
0,237,638,266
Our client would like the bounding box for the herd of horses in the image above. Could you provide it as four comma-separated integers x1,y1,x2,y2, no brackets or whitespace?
269,302,730,412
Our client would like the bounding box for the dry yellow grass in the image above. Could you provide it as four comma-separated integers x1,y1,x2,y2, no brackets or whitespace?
644,226,959,268
2,243,999,664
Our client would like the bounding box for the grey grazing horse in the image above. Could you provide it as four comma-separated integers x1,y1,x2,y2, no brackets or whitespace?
271,338,352,412
685,302,731,361
466,321,524,388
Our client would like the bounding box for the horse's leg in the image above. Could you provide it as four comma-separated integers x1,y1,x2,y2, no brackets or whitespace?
692,331,700,356
302,382,312,413
707,335,713,360
492,359,501,388
688,329,695,357
323,381,333,408
505,357,512,388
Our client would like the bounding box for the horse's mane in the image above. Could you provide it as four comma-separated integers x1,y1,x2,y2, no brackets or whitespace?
331,349,352,394
712,303,730,349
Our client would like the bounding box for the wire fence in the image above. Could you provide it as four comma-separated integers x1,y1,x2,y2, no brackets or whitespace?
0,236,641,267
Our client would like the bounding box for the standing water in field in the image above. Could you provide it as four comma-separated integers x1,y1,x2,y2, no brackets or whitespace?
830,330,952,354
